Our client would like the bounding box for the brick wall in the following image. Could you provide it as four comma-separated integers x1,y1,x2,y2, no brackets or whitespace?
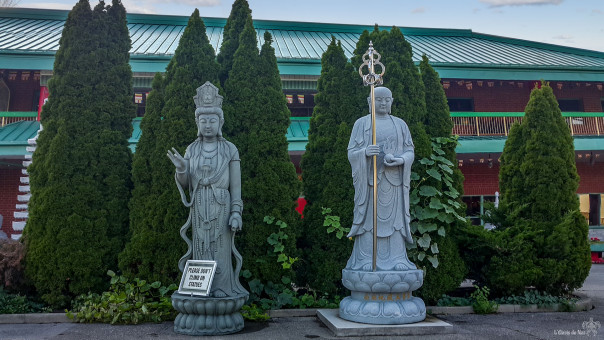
459,163,500,196
460,162,604,197
443,79,604,112
0,167,21,238
577,163,604,193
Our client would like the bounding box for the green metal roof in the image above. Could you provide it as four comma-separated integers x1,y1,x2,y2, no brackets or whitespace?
2,8,604,81
2,117,603,156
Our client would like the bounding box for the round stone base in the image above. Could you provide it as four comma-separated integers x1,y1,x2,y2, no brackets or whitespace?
172,292,248,336
339,293,426,325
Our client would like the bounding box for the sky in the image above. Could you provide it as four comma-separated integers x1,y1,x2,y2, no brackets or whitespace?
14,0,604,52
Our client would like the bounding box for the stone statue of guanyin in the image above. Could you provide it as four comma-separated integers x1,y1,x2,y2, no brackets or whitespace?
168,81,248,335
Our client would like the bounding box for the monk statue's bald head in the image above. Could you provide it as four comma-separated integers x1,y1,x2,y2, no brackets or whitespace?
368,86,393,115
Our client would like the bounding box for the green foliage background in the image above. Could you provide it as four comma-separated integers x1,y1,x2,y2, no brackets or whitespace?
119,9,220,284
300,27,465,302
299,38,362,295
461,83,591,296
25,0,135,308
222,16,301,284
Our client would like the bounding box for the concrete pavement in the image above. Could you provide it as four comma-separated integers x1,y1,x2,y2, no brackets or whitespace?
1,265,603,339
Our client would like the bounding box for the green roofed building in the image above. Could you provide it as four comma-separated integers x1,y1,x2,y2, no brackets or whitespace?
1,8,603,241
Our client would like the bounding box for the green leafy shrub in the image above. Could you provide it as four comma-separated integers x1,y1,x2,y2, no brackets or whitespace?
0,288,50,314
67,271,177,324
470,285,498,314
241,217,340,317
407,137,467,303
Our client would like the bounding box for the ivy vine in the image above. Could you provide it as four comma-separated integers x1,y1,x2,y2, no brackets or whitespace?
407,136,466,268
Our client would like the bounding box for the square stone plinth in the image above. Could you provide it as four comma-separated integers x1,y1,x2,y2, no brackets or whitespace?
317,309,453,337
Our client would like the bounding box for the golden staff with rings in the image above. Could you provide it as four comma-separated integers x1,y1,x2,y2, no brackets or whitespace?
358,41,385,272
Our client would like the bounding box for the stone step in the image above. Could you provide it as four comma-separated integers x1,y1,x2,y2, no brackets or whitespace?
22,169,28,175
11,234,22,240
15,204,28,210
26,146,36,153
19,185,30,193
12,221,26,231
20,177,29,184
14,211,28,219
24,154,32,160
22,161,32,167
18,194,31,202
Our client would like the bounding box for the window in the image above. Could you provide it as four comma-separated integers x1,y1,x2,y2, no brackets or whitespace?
447,98,474,112
463,195,498,226
463,196,481,225
557,99,583,112
133,88,151,117
284,90,316,117
579,194,603,226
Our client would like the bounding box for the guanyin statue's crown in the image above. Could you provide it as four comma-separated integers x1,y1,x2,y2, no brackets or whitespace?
194,81,223,109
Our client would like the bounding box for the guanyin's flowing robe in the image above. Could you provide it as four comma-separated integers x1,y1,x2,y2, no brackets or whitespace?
175,138,247,297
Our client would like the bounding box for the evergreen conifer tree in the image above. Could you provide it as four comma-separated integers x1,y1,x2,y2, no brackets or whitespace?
217,0,252,87
119,9,219,284
498,83,590,294
419,55,453,138
25,0,134,307
299,38,363,294
416,54,467,302
223,19,300,283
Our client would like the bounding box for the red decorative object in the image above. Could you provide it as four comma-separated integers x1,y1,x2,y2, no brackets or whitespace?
295,197,307,218
286,94,293,104
297,94,304,104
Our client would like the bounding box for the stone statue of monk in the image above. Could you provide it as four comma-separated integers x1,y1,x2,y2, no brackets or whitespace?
346,86,415,272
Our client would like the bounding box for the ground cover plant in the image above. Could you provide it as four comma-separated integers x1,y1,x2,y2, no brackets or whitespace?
0,288,50,314
67,270,177,324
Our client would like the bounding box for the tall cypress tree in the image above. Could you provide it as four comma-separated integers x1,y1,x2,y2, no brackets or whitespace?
498,83,590,294
418,54,466,302
25,0,134,308
119,9,219,284
223,19,300,283
217,0,252,87
420,55,453,138
299,38,362,294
